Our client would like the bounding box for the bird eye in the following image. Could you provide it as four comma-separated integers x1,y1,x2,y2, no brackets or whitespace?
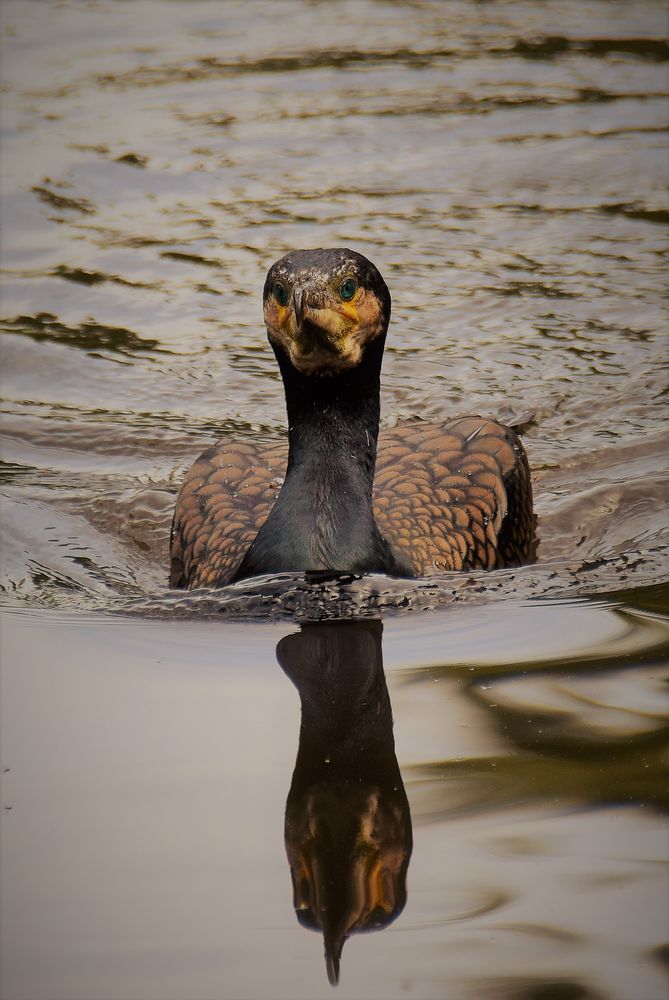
273,281,289,306
339,277,358,301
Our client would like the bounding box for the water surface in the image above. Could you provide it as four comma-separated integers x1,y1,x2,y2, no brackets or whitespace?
1,2,667,998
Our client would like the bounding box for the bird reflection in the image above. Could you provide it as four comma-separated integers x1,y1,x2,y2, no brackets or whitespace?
276,619,412,986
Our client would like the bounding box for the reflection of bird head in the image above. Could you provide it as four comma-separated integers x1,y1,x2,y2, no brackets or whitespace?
285,781,411,987
263,248,391,376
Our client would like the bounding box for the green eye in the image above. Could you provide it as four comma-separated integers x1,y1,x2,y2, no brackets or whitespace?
273,281,289,306
340,277,357,301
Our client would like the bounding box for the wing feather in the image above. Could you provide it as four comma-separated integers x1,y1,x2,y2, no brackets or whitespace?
169,440,287,588
169,417,536,588
374,417,536,573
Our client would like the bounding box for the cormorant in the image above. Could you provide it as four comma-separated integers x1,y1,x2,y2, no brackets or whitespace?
169,248,536,587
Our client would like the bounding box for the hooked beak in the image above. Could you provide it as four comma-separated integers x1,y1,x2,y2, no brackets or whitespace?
292,288,305,331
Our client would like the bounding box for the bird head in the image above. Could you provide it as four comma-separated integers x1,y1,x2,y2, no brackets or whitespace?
263,248,391,376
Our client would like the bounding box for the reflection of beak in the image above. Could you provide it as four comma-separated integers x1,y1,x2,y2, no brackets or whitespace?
292,288,305,331
324,928,345,987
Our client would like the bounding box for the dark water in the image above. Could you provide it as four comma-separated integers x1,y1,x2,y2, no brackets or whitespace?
1,2,668,998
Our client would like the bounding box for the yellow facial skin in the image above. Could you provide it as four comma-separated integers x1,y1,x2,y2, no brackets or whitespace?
264,281,386,375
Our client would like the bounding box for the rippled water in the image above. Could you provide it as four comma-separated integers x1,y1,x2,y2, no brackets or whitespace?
1,2,668,998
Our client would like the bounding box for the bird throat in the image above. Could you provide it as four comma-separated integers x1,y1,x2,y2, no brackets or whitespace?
234,338,402,579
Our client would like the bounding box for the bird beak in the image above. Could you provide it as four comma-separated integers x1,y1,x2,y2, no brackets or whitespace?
292,288,305,331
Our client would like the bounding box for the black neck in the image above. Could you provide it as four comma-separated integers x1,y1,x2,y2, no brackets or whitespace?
278,621,401,785
235,337,403,579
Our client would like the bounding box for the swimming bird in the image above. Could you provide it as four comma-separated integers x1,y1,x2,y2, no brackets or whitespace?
169,248,536,588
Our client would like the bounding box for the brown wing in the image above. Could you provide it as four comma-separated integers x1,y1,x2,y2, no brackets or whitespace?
170,416,536,588
373,416,536,574
169,439,287,588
